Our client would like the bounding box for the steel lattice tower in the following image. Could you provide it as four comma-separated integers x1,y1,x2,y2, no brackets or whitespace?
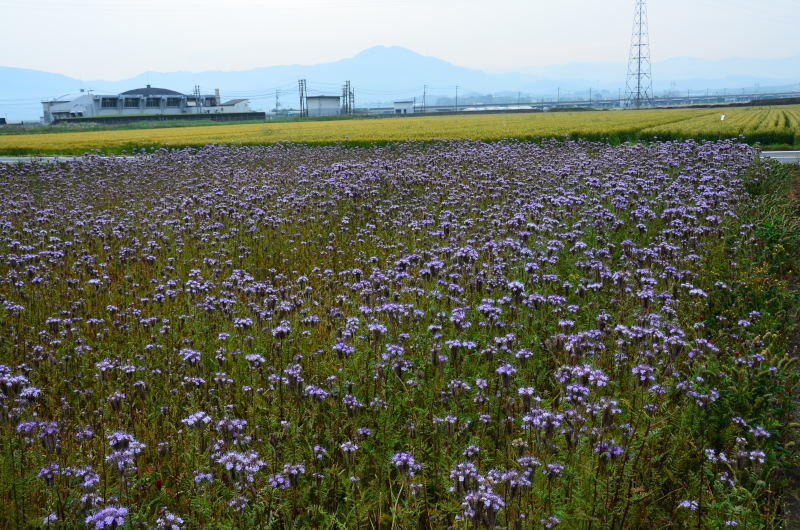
624,0,653,108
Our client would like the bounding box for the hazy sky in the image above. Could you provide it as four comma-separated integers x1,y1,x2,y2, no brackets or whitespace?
2,0,798,80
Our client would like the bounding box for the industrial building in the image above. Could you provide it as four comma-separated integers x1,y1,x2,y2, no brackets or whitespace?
306,95,341,117
41,86,256,124
393,100,415,114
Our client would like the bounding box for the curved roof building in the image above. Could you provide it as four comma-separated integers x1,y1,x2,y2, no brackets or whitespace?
41,85,253,124
119,86,185,97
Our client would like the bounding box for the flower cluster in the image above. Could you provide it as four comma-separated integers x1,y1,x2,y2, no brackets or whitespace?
0,140,787,527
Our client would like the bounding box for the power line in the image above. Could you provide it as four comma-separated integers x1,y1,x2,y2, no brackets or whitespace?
624,0,654,108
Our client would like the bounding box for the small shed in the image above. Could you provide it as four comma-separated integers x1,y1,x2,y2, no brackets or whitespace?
307,96,341,117
393,100,415,114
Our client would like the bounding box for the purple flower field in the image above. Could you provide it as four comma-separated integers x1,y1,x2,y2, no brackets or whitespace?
0,140,796,527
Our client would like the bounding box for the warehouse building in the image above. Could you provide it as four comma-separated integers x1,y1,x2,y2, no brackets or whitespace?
306,95,341,117
393,100,415,114
41,86,255,124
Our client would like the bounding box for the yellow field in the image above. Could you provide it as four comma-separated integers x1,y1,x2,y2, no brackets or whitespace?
642,106,800,141
1,105,798,154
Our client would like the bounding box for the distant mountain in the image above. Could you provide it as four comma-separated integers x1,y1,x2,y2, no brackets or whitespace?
2,46,799,121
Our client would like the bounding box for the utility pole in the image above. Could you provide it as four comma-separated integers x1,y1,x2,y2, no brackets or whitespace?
298,79,307,117
422,85,427,113
340,81,354,115
275,89,280,117
557,87,560,104
342,81,349,114
589,87,592,106
624,0,653,108
342,81,355,115
517,91,521,105
455,85,459,112
194,85,203,113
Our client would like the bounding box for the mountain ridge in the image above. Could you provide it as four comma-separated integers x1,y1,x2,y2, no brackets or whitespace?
2,45,798,121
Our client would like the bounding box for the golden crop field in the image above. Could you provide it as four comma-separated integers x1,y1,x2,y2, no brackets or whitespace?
642,106,800,145
1,104,798,154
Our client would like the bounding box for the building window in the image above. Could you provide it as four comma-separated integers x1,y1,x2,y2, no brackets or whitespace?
205,98,216,107
101,97,118,108
145,97,161,108
124,98,140,108
166,97,181,107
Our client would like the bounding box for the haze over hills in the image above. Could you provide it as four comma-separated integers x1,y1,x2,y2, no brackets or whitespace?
1,46,799,121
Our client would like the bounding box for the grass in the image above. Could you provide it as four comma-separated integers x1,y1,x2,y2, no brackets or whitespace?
0,105,797,155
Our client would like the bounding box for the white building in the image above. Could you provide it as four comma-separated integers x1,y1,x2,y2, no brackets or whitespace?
219,99,251,112
306,95,341,117
393,100,415,114
41,86,252,124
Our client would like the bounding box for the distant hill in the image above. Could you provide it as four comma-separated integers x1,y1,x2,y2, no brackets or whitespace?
2,46,798,121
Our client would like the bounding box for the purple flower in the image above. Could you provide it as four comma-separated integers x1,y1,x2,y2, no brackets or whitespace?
594,440,624,460
304,385,330,400
85,506,128,529
37,463,60,486
391,452,422,476
357,427,372,438
462,445,481,458
461,487,505,528
182,411,211,427
272,321,291,339
340,441,359,453
541,515,561,528
631,364,655,383
244,353,266,367
496,363,517,377
269,473,292,489
193,470,213,484
179,348,201,365
106,432,144,473
213,450,265,484
543,463,564,477
156,510,185,530
284,462,306,477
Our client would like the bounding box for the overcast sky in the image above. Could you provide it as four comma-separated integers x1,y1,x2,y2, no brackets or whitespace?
2,0,798,80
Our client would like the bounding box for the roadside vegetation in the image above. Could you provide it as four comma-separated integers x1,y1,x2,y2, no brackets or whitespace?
0,113,392,137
